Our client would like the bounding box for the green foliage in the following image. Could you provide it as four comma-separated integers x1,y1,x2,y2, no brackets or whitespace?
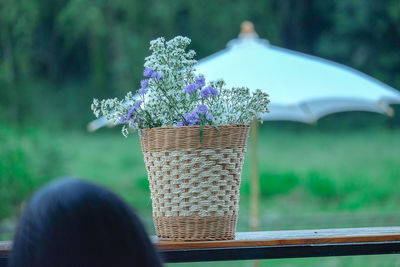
258,171,299,196
306,171,337,199
0,125,65,219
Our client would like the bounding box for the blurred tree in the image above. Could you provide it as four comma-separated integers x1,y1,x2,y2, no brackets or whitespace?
0,0,39,122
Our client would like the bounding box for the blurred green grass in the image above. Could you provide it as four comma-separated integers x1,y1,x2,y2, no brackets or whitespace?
57,125,400,219
1,123,400,265
2,123,400,224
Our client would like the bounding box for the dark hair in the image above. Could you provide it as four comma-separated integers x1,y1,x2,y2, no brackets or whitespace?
9,178,163,267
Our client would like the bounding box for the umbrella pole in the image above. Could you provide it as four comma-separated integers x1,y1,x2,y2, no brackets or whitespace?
250,120,260,267
250,120,260,230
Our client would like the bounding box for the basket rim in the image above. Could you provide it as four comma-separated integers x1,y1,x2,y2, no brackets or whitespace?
140,123,250,152
141,123,250,132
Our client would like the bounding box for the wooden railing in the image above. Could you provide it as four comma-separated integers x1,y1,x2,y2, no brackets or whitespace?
1,227,400,265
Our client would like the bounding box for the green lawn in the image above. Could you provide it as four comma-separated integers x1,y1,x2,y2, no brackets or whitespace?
1,123,400,266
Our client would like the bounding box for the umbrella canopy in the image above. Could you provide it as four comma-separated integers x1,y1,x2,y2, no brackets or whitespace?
196,24,400,123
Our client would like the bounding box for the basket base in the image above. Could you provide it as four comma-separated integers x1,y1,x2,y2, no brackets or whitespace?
154,215,238,241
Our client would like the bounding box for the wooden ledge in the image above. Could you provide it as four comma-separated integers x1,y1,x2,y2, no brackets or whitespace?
155,227,400,262
155,226,400,250
1,227,400,264
0,242,11,257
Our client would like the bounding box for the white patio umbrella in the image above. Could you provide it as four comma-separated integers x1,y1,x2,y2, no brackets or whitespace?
196,22,400,123
195,21,400,231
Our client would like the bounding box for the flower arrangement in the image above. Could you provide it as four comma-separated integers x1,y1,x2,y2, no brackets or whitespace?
90,36,270,241
91,36,270,137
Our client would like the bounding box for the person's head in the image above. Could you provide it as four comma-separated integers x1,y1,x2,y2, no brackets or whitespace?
9,178,162,267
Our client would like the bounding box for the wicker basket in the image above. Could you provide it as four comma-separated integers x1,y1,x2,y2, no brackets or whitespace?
140,124,250,241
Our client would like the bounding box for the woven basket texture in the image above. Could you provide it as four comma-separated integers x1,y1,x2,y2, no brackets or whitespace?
140,124,250,241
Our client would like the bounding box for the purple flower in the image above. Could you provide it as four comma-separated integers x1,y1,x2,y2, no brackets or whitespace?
140,79,149,88
185,84,196,94
138,87,149,95
206,114,213,121
151,72,164,80
134,100,143,108
120,115,126,123
197,104,208,114
143,68,154,77
183,112,199,126
190,111,199,121
195,76,205,88
209,86,218,96
200,87,211,98
156,72,164,80
176,121,184,126
127,107,136,119
183,113,193,122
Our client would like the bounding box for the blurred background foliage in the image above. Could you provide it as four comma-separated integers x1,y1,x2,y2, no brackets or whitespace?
1,0,400,127
1,0,400,265
0,125,64,218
